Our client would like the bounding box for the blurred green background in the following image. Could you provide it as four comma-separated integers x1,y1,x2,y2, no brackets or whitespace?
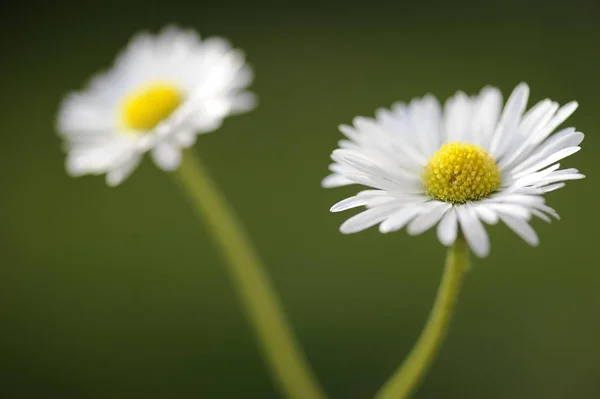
1,0,598,397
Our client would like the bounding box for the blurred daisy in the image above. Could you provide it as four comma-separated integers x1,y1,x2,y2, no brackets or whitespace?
325,83,584,257
57,25,255,186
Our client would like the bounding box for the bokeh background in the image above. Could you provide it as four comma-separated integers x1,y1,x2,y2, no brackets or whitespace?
1,0,598,397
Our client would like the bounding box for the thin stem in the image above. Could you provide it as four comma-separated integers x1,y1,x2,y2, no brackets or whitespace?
173,149,327,399
374,237,470,399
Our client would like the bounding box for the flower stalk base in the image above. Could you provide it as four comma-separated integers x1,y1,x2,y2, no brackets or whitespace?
374,237,470,399
174,149,326,399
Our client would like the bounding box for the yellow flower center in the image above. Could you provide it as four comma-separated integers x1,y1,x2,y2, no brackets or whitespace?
423,142,501,203
121,83,183,131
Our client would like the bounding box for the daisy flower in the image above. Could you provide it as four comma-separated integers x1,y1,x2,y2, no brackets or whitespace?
324,83,584,257
57,25,255,186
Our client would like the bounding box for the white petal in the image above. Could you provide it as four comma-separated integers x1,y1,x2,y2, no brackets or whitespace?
331,149,417,185
66,151,107,176
57,93,117,136
527,130,583,166
442,91,472,143
181,105,224,134
539,183,566,193
407,202,451,236
409,94,442,156
152,142,182,171
513,146,581,178
519,99,555,135
485,203,531,220
543,130,584,152
356,189,391,198
175,129,197,148
331,196,368,212
489,82,529,158
508,129,583,174
331,194,394,212
328,162,345,174
342,173,400,192
546,167,579,176
339,124,360,141
531,209,551,223
487,193,545,206
471,86,502,149
456,205,490,258
497,101,558,170
379,206,425,233
106,155,141,186
340,204,399,234
500,214,539,246
65,136,135,176
366,196,403,208
473,204,499,225
533,173,585,187
505,186,545,195
321,174,354,188
529,101,578,146
533,203,560,220
436,208,458,246
508,163,561,188
339,140,360,151
230,92,258,114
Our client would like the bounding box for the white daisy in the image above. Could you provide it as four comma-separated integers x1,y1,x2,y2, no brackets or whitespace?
57,25,255,186
324,83,585,257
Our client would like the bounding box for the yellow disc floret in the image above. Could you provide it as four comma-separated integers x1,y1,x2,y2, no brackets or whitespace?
423,142,501,203
121,83,183,131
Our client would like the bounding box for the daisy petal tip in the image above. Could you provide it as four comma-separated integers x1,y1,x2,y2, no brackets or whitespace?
352,116,366,126
437,230,457,247
405,229,418,237
439,239,454,248
329,152,344,164
471,245,490,259
406,224,424,236
329,204,344,213
105,175,122,187
65,162,82,178
331,148,345,156
321,174,352,188
339,218,359,234
339,225,358,235
378,225,392,234
516,81,530,93
565,100,579,112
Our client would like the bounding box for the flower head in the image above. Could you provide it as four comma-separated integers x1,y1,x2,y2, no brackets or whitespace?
57,25,255,186
324,83,584,257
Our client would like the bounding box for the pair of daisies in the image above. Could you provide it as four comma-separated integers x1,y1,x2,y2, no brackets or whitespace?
58,26,585,257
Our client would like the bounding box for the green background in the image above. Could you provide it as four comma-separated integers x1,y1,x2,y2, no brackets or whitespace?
1,0,598,397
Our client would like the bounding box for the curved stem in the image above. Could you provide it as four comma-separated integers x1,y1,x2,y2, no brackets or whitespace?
374,237,470,399
174,150,327,399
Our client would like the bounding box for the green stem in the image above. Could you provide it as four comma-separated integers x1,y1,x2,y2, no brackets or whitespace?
374,237,470,399
173,149,327,399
